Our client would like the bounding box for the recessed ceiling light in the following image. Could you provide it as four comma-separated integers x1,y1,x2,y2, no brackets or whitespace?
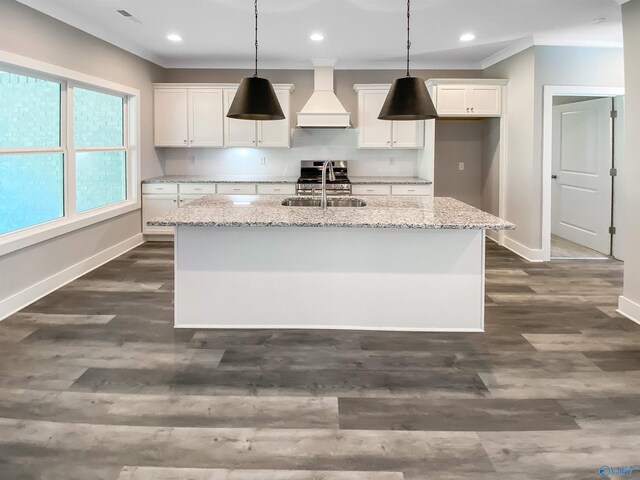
167,33,183,42
460,33,476,42
310,33,325,42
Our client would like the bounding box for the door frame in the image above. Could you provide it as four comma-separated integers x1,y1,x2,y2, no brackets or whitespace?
542,85,625,261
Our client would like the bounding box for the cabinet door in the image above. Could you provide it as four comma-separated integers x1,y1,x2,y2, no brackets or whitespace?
435,86,470,115
358,90,392,148
189,89,224,147
143,194,178,234
223,89,257,147
257,89,291,148
154,89,188,147
392,120,425,148
470,86,502,116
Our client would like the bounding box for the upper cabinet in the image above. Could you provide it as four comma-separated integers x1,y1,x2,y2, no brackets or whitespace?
154,83,294,148
427,79,508,118
353,85,425,149
224,86,293,148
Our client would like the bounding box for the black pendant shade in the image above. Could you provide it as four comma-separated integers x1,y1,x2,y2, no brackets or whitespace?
226,0,284,121
379,0,438,121
378,76,438,120
226,76,285,121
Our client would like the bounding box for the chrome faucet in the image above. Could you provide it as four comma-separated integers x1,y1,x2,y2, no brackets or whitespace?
321,160,336,210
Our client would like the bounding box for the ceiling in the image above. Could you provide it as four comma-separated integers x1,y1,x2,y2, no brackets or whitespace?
16,0,624,70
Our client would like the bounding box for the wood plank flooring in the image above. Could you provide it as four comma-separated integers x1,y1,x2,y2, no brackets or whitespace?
0,240,638,479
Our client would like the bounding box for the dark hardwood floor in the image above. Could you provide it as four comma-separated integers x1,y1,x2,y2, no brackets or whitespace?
0,240,638,479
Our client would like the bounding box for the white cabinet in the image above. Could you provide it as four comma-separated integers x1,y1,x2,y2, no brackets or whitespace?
257,184,296,195
429,82,504,117
353,85,425,149
188,89,224,147
154,89,189,147
352,184,391,196
352,183,433,197
179,194,206,207
223,87,292,148
391,185,433,196
143,194,178,234
216,183,256,195
154,87,224,147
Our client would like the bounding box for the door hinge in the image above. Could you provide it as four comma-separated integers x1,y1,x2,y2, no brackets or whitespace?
611,110,618,119
610,168,618,177
609,226,617,235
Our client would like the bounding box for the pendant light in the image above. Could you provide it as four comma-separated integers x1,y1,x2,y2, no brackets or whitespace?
378,0,438,121
227,0,284,121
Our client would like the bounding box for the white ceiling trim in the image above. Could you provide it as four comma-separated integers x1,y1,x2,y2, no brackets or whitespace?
480,37,535,69
614,0,631,4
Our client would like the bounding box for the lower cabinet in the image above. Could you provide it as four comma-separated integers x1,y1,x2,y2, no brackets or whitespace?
143,194,178,235
353,184,433,197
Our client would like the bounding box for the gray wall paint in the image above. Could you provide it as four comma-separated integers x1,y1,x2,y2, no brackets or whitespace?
484,47,537,249
621,0,640,311
0,1,163,307
481,118,501,216
434,120,484,208
484,46,624,253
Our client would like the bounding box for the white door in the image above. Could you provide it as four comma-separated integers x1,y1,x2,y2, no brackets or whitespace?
188,89,224,147
470,86,501,116
392,120,424,148
223,89,257,147
552,98,613,254
154,89,188,147
178,194,206,207
358,90,392,148
257,89,290,147
142,195,178,234
435,86,469,115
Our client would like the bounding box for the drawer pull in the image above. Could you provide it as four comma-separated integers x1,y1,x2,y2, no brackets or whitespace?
233,188,241,191
274,188,281,191
408,189,415,192
193,188,202,191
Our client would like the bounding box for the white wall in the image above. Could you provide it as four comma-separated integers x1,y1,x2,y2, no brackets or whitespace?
0,1,164,317
160,129,422,179
619,0,640,323
481,118,501,216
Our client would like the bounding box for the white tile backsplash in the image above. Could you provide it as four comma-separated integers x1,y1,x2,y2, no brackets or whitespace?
159,129,422,178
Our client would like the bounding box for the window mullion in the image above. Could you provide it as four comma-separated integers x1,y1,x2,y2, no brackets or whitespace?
66,82,77,220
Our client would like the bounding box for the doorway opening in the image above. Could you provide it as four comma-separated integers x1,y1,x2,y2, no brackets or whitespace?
542,86,625,262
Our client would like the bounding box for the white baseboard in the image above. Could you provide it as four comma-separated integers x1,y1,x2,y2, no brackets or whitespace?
175,324,484,333
0,234,144,321
618,296,640,326
502,236,545,262
486,230,502,245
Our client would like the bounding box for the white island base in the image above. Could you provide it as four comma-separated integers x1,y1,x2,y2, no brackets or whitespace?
175,226,486,332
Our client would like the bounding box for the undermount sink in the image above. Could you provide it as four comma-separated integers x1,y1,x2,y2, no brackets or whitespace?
282,197,367,208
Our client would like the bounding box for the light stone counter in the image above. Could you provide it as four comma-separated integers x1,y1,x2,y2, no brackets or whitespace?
147,195,514,231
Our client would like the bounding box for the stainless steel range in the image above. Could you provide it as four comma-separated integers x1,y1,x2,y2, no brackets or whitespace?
296,160,351,196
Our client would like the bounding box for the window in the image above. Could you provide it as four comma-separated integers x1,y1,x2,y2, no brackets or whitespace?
0,56,139,252
73,87,127,212
0,71,64,235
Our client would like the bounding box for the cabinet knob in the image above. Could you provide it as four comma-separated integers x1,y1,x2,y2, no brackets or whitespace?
466,108,470,112
471,107,474,112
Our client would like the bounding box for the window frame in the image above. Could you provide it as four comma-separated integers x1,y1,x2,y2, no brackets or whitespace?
0,50,141,256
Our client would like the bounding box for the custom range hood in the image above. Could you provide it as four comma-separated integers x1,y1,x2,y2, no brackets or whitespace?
297,61,351,128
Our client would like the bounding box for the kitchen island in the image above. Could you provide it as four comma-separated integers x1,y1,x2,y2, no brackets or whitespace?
148,196,514,332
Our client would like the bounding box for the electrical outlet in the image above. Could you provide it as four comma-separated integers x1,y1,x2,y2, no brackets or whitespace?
389,157,395,166
458,162,465,171
260,156,266,165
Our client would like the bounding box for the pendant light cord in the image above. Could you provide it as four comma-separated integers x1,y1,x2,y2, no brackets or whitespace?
406,0,411,77
254,0,259,77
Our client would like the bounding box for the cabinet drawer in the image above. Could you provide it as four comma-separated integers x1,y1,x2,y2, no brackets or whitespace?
352,184,391,196
257,184,296,195
142,183,178,194
180,183,217,194
217,183,257,195
391,185,433,196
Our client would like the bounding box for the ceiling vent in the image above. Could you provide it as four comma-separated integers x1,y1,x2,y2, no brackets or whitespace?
117,10,142,24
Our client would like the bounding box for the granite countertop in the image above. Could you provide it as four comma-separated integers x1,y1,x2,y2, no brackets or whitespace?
349,176,432,185
142,175,432,185
142,175,300,184
147,195,515,230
